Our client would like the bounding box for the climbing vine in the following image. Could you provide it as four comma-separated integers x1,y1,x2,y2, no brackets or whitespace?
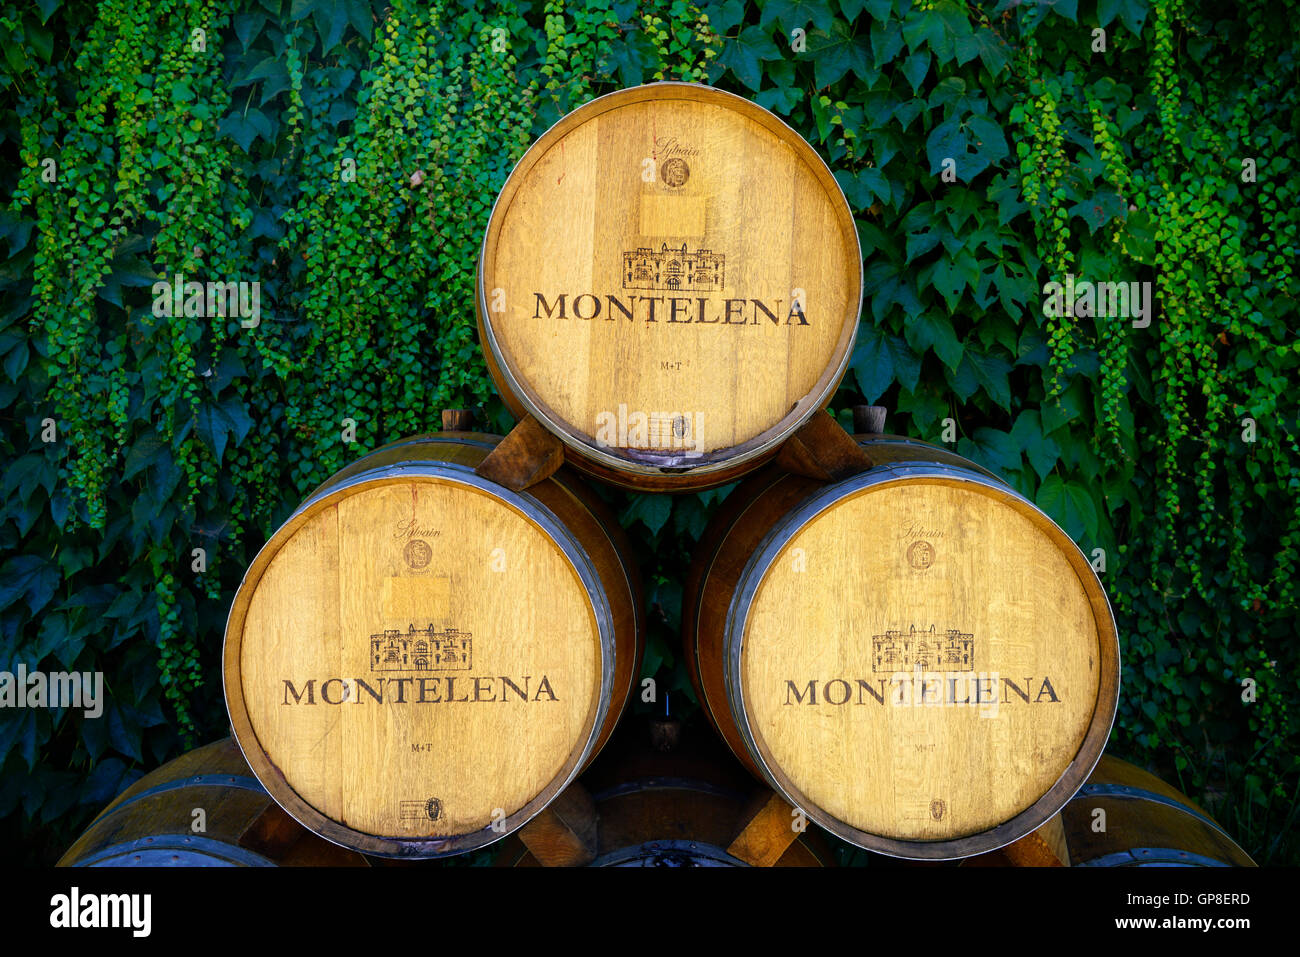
1,0,1296,866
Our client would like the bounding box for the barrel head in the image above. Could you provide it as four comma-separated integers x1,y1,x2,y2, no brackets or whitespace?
478,82,861,487
224,467,612,857
727,468,1119,858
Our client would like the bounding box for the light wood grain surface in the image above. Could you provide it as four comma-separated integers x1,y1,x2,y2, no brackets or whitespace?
479,82,860,484
222,424,654,859
684,437,1120,858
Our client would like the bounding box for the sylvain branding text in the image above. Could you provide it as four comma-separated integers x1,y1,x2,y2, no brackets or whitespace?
532,293,809,326
281,675,557,705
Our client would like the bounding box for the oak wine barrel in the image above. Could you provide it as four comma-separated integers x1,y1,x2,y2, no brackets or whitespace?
477,82,862,492
683,434,1120,859
57,739,367,867
1061,755,1256,866
223,432,643,858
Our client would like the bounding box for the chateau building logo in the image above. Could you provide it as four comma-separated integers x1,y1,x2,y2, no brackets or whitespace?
872,624,974,673
371,623,472,672
623,242,724,292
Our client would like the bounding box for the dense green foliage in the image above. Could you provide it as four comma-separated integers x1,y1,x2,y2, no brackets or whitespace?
1,0,1295,866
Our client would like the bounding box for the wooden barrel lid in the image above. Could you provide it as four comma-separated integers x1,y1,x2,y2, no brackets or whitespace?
224,465,615,857
727,466,1119,858
478,82,861,483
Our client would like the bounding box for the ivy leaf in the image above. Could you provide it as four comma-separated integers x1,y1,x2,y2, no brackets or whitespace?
852,328,892,402
1069,189,1126,232
1098,0,1148,33
870,19,904,68
959,427,1021,475
1036,475,1099,542
955,28,1011,75
862,0,893,20
25,21,53,62
928,248,981,312
0,555,60,615
4,711,39,771
233,54,289,93
123,430,168,481
716,25,783,91
965,349,1013,410
233,11,267,49
755,84,803,115
218,108,274,153
934,0,975,38
1042,379,1090,433
988,172,1028,225
853,329,920,397
925,116,966,177
1122,208,1157,263
709,0,747,34
344,0,372,41
603,27,658,87
310,0,357,53
3,453,54,500
943,356,979,401
195,397,254,464
761,0,838,35
901,50,930,93
901,9,947,56
622,494,673,536
107,704,144,764
1010,410,1063,480
928,257,964,311
906,311,964,371
967,113,1009,165
807,21,875,87
894,386,948,435
906,227,941,260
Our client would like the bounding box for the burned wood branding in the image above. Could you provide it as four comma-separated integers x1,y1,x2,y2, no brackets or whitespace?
530,291,809,326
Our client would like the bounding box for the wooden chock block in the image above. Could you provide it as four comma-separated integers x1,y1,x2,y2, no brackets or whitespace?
474,414,566,491
517,781,598,867
962,815,1069,867
726,789,802,867
774,409,873,482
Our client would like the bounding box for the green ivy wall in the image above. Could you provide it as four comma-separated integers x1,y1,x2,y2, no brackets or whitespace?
1,0,1296,866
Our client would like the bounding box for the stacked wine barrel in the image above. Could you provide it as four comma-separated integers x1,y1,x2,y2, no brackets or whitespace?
683,434,1121,859
477,81,863,491
61,82,1251,868
223,432,644,857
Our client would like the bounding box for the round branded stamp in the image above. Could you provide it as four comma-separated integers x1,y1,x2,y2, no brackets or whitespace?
661,157,690,187
907,540,935,570
404,538,432,569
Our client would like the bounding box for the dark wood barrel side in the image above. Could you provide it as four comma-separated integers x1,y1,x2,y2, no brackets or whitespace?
1061,755,1256,867
58,739,367,867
